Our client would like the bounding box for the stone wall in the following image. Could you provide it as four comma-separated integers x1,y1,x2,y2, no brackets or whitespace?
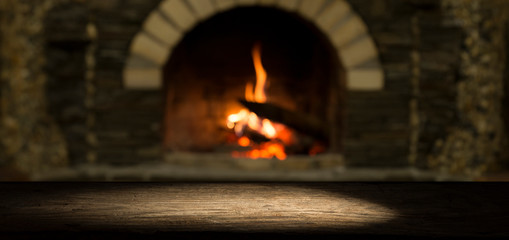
0,0,68,176
91,0,163,165
348,0,508,174
1,0,508,178
45,1,90,165
345,0,414,167
505,22,509,170
425,0,509,176
345,0,463,167
45,0,163,166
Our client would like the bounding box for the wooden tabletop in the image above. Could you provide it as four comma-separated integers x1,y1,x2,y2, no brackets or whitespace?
0,183,507,239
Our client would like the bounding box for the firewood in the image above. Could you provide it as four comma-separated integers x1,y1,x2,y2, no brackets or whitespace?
244,128,271,143
238,100,329,141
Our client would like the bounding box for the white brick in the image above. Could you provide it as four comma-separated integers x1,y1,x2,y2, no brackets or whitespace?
329,15,367,48
143,11,182,47
124,0,385,91
238,0,256,6
275,0,299,11
316,0,350,32
130,33,168,65
297,0,326,19
188,0,215,20
346,68,384,90
160,0,197,31
123,67,161,89
215,0,236,11
257,0,277,6
339,36,378,68
125,55,159,68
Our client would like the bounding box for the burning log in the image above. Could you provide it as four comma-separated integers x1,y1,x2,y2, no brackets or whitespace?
238,100,329,141
225,43,328,159
244,128,270,143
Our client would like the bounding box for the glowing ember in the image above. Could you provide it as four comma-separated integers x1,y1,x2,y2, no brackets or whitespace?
232,141,287,160
226,43,291,160
238,136,250,147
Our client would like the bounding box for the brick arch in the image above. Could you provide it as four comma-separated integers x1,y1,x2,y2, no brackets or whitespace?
123,0,383,91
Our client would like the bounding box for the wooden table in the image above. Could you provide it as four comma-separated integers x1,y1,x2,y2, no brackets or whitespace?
0,183,507,239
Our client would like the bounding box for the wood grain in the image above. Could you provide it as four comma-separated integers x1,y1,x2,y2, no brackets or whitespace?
0,183,507,238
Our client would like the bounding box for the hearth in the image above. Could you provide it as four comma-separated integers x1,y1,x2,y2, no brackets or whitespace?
43,0,451,181
116,0,389,175
161,7,344,167
7,0,505,182
119,0,389,175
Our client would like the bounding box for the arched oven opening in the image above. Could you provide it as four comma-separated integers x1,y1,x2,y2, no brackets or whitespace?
162,7,345,166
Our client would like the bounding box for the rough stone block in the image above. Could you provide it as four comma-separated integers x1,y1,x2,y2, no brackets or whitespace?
129,33,167,65
275,157,313,170
340,36,379,68
329,15,368,48
215,0,236,11
188,0,215,20
316,0,350,32
143,11,182,47
136,146,162,158
297,0,326,19
235,158,274,171
160,0,197,31
316,155,345,169
347,68,384,90
257,0,277,6
237,0,256,6
123,67,161,89
275,0,299,11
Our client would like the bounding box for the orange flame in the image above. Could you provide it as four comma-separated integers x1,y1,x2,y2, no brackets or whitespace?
226,43,291,160
245,82,254,102
252,43,267,103
232,141,287,161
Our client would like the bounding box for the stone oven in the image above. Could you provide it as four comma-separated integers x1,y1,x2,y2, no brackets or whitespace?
47,0,389,180
160,7,344,156
120,0,385,177
1,0,508,181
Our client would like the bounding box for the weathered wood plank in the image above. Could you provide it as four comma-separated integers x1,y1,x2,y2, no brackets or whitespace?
0,183,507,238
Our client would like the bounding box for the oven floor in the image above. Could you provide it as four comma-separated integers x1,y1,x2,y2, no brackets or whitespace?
32,162,469,181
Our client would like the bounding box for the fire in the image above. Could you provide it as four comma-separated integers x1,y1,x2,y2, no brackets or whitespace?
238,136,250,147
251,43,267,103
232,142,287,160
226,43,291,160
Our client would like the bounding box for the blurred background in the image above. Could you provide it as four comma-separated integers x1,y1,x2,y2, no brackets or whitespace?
0,0,508,181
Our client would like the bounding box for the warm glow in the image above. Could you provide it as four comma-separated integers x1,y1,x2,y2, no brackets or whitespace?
309,142,326,156
233,141,287,161
265,142,286,160
247,112,260,131
225,43,293,160
261,119,276,138
252,43,267,103
238,136,250,147
245,82,254,102
227,109,249,124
